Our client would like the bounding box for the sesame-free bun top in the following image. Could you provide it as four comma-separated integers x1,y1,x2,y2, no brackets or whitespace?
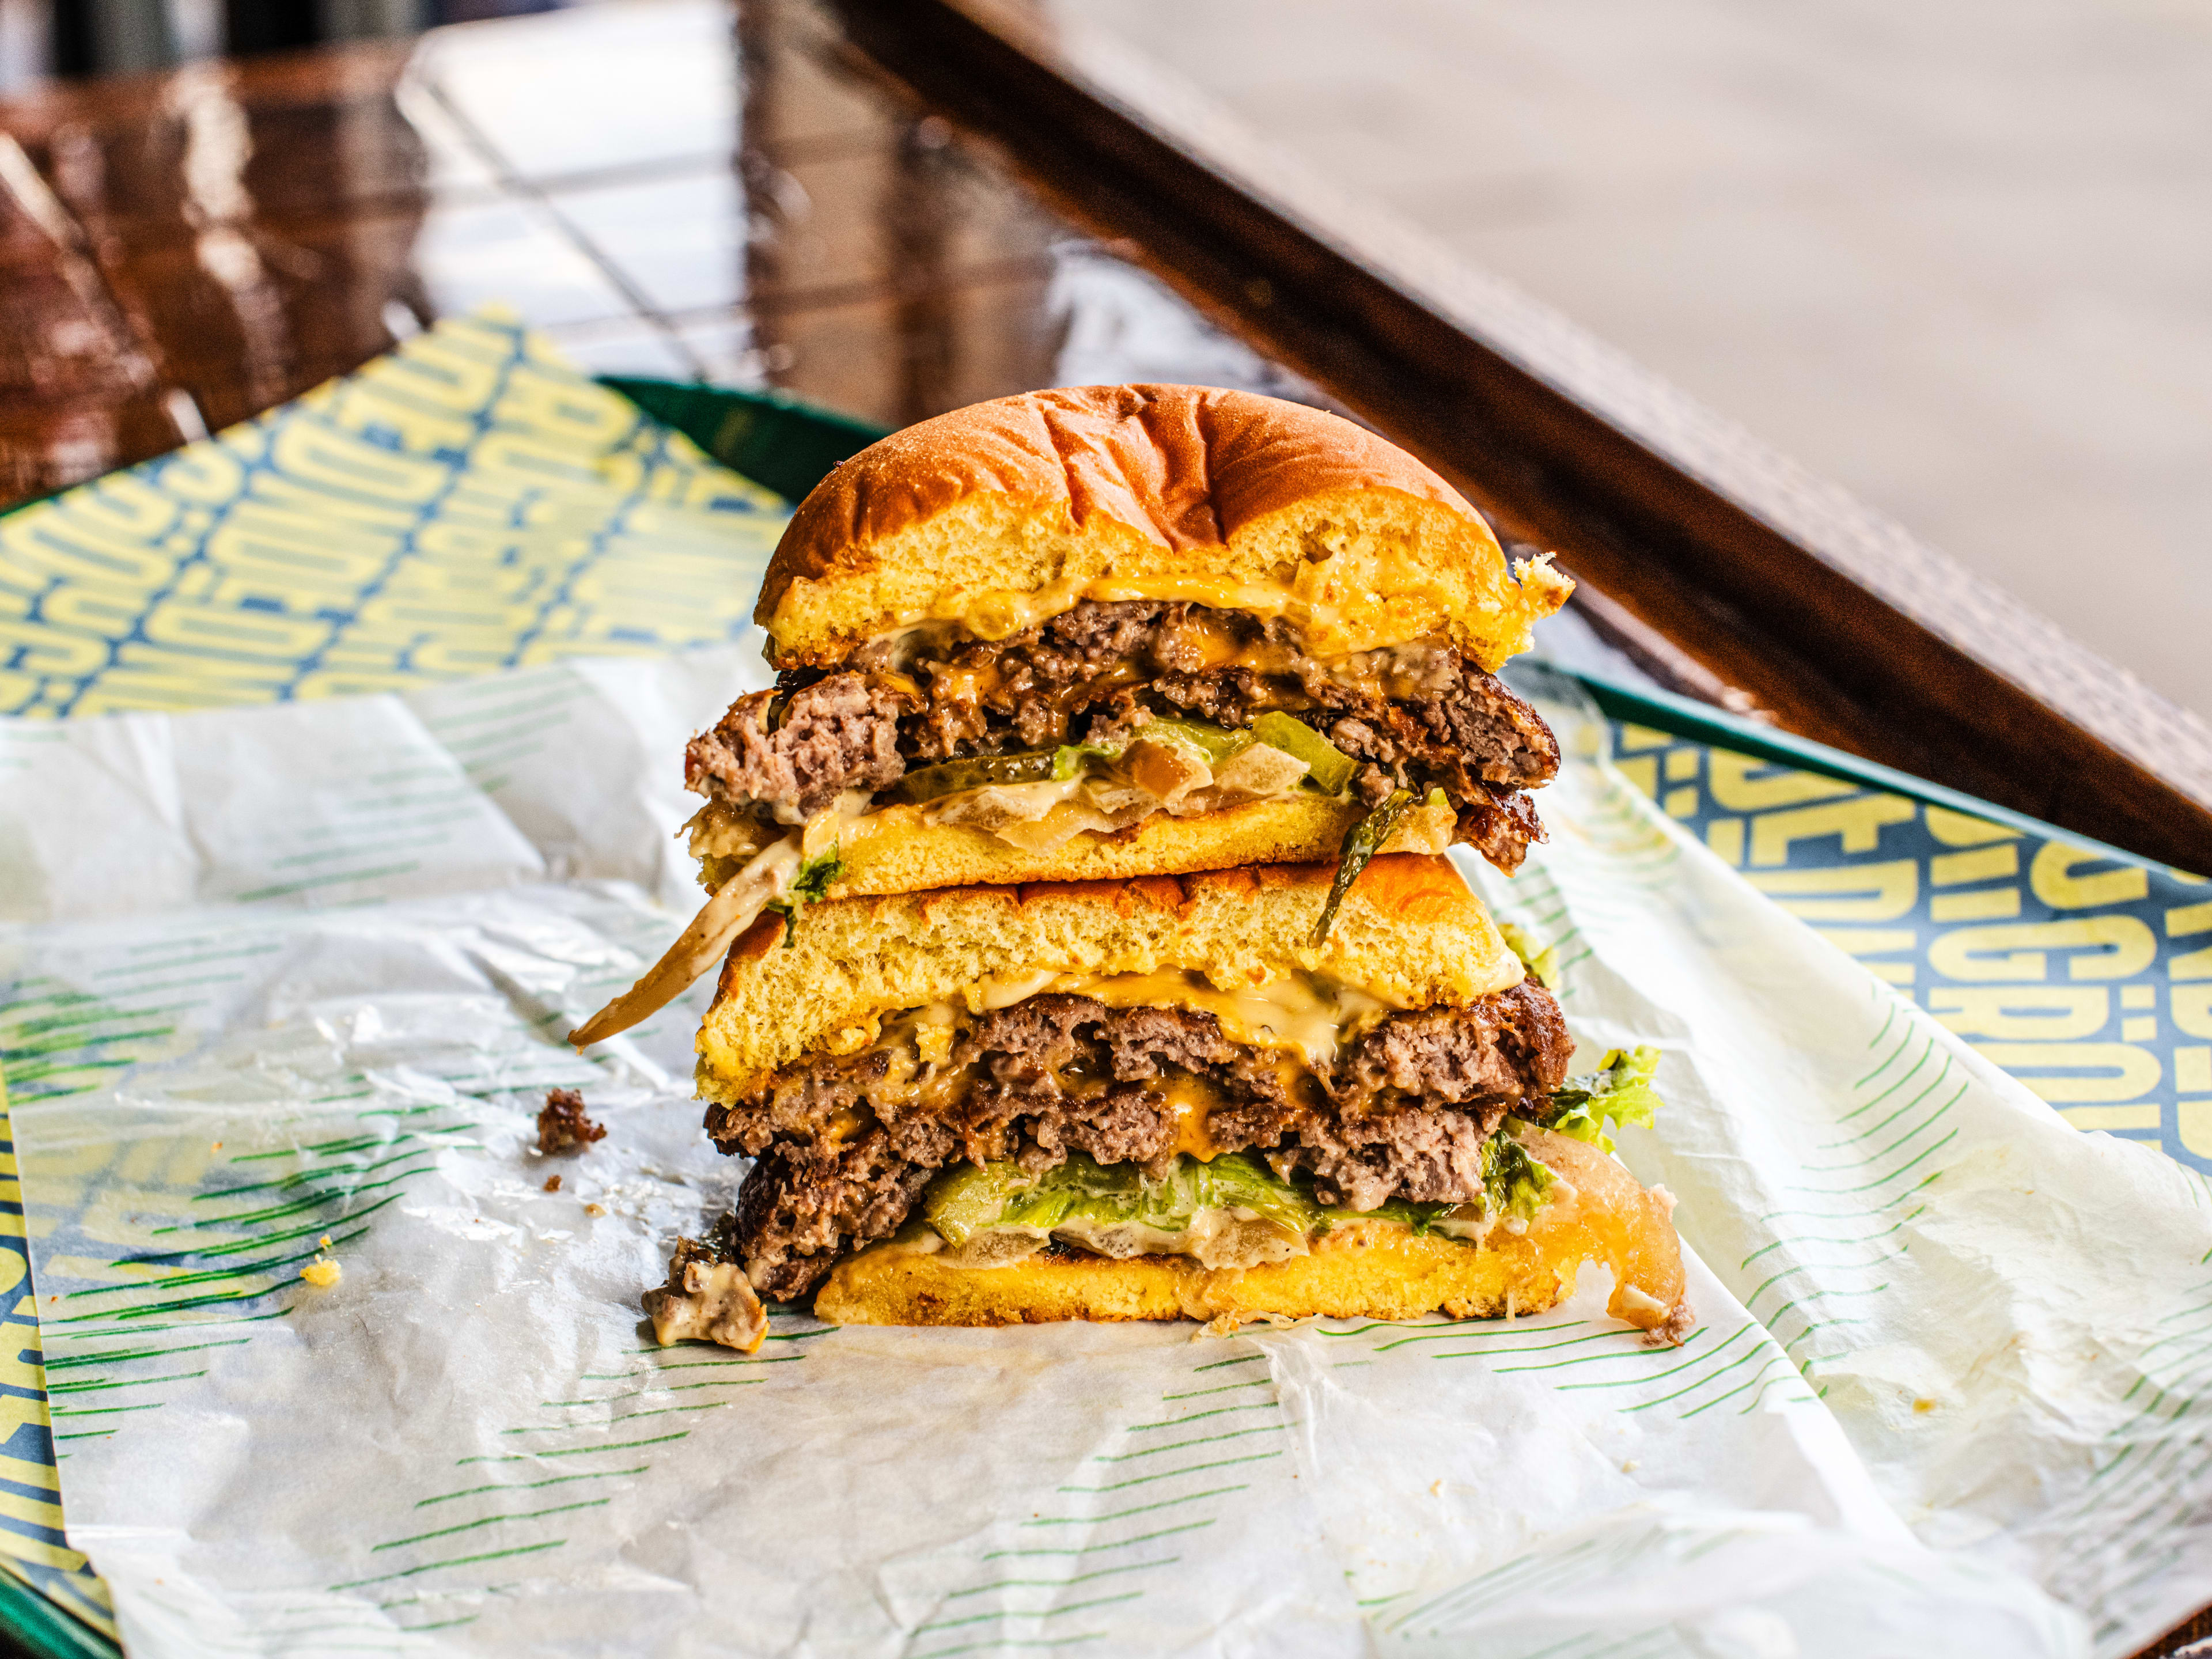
756,384,1572,667
695,854,1522,1101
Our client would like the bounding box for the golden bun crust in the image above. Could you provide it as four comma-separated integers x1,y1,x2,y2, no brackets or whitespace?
696,854,1520,1101
824,793,1452,900
756,385,1570,668
814,1219,1571,1327
815,1128,1690,1335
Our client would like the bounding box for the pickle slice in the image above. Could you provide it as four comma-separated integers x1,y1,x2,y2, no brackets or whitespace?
891,718,1289,805
1310,787,1417,945
1249,712,1355,796
885,751,1058,804
1138,718,1255,768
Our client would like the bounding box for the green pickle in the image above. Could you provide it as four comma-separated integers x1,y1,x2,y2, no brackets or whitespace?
1138,718,1255,768
885,751,1057,804
895,715,1337,803
1050,718,1251,781
1248,711,1355,795
1310,787,1416,945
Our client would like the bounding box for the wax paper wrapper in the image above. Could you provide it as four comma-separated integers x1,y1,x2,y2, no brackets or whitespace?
2,651,2207,1659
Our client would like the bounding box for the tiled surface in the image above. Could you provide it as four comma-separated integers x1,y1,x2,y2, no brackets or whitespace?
1067,0,2212,721
0,0,1307,509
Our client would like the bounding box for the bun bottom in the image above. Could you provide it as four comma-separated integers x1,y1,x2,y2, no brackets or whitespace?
813,1219,1574,1330
823,794,1455,902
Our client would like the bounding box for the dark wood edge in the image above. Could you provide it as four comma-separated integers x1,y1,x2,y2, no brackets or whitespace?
825,0,2212,877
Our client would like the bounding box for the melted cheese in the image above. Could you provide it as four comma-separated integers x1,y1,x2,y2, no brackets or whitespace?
1080,573,1306,618
1043,967,1394,1068
1162,1074,1227,1161
850,969,1384,1145
916,563,1450,658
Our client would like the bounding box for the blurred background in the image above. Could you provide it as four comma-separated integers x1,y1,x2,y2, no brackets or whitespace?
2,0,2208,717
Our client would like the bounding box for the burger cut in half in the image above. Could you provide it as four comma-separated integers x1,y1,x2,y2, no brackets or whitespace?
644,855,1693,1353
572,384,1572,1045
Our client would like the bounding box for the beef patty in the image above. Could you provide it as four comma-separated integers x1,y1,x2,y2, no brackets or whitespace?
707,982,1571,1300
683,600,1560,872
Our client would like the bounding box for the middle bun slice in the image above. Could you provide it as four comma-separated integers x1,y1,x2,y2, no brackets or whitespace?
649,857,1691,1349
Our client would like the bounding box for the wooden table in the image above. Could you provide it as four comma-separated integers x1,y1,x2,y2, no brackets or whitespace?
1,2,2206,1653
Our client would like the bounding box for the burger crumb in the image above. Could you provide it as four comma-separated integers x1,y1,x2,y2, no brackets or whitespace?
543,1175,562,1192
537,1088,605,1154
301,1258,340,1289
1640,1296,1697,1349
584,1202,607,1217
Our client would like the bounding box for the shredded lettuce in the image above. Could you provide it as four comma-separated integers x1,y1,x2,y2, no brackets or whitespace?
923,1152,1323,1245
922,1132,1569,1248
1546,1046,1664,1152
762,847,843,947
1322,1193,1458,1235
1482,1130,1558,1221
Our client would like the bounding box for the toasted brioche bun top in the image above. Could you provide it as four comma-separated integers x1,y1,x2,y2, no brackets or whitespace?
756,385,1571,668
696,854,1522,1100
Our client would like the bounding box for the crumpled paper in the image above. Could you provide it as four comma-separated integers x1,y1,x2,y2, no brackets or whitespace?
3,649,2206,1659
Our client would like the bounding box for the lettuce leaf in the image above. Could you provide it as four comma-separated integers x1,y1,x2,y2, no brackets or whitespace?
1546,1046,1664,1152
1482,1130,1557,1221
1497,922,1561,991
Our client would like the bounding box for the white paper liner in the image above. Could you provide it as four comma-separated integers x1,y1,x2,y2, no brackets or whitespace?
3,649,2206,1659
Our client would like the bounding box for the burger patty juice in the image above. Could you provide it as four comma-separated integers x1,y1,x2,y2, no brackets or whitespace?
572,384,1694,1352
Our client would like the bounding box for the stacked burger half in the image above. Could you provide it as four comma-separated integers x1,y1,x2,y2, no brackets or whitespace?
574,385,1692,1353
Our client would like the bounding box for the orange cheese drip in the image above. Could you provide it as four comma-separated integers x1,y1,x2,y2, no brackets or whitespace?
1162,1075,1226,1162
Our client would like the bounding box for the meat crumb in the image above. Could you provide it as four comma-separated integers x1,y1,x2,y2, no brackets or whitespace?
537,1088,606,1154
543,1175,562,1192
1641,1297,1697,1349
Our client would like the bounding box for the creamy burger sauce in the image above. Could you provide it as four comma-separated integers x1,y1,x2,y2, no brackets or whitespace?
817,968,1394,1172
895,964,1402,1066
883,1208,1310,1272
1040,967,1394,1069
